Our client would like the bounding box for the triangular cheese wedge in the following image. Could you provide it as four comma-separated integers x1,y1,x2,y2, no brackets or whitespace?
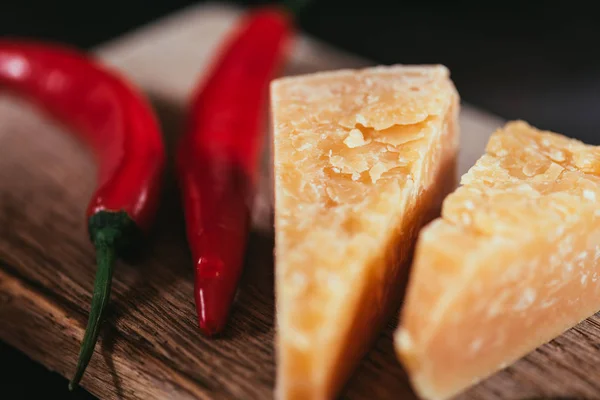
396,120,600,400
271,65,459,399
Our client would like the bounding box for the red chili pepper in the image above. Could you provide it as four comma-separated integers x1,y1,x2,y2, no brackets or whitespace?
0,41,166,388
176,8,293,335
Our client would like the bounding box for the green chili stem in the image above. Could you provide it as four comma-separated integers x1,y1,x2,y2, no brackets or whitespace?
69,229,117,391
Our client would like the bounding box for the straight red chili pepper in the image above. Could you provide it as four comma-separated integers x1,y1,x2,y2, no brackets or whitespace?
176,8,293,335
0,40,166,389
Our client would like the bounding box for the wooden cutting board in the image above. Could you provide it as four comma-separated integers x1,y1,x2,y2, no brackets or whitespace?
1,3,599,399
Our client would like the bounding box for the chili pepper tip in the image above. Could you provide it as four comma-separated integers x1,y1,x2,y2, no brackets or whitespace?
198,317,223,337
195,276,239,337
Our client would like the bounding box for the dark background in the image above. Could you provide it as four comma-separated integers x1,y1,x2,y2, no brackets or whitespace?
2,0,599,398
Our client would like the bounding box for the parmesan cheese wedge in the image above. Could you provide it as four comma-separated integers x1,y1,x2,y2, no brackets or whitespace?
396,120,600,400
271,65,459,399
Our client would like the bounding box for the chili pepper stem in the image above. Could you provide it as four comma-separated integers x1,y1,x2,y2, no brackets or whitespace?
69,229,117,391
68,210,139,390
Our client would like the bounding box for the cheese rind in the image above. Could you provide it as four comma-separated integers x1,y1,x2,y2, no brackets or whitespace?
396,120,600,400
272,65,459,399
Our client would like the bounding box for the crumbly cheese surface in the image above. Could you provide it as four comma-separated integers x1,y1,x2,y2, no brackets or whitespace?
396,121,600,400
272,65,459,400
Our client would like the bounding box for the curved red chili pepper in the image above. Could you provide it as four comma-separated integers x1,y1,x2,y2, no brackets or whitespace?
176,8,293,335
0,41,166,388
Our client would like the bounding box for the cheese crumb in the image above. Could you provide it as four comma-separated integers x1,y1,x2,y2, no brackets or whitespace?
343,128,370,148
583,189,596,202
522,163,539,177
369,162,388,183
544,162,564,180
297,142,312,151
355,114,367,125
549,150,566,162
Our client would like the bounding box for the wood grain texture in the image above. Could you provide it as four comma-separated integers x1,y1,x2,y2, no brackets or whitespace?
1,3,599,400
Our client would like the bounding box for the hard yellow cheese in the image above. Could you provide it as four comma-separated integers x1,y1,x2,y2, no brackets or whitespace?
271,65,459,399
396,120,600,400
